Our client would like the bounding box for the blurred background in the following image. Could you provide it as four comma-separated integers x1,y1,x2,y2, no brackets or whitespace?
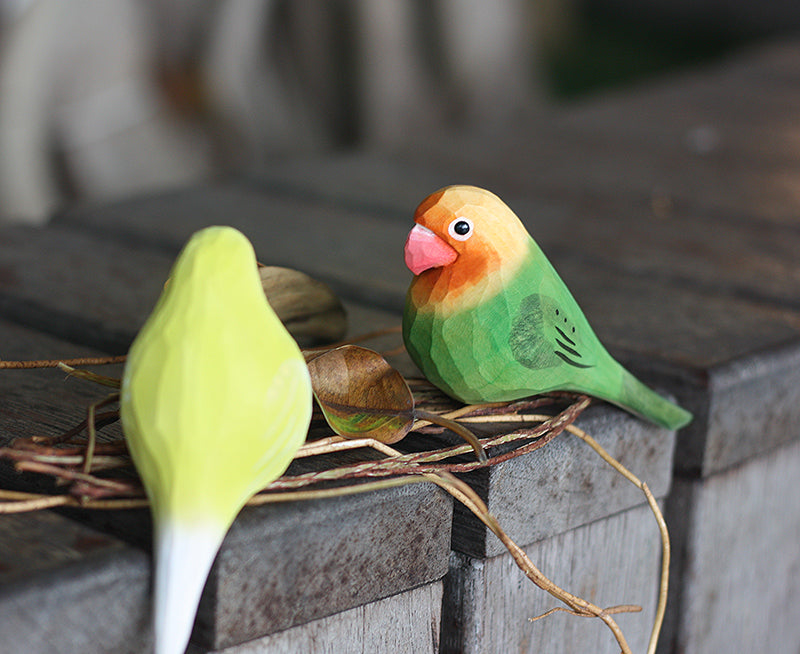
0,0,793,225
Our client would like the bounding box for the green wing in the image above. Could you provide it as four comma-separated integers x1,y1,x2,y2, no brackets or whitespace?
506,272,692,430
509,293,595,371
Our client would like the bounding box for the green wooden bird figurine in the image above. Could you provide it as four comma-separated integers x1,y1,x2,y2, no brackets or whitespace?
402,185,691,430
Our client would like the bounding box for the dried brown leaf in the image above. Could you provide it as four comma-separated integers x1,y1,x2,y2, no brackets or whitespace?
259,265,347,346
306,345,414,444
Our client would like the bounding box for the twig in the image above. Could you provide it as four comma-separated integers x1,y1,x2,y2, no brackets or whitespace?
0,355,127,369
1,449,127,470
249,476,432,505
0,495,73,512
562,421,670,654
530,604,641,622
58,362,121,389
83,393,121,475
13,460,136,494
414,409,488,462
23,410,121,447
412,401,506,428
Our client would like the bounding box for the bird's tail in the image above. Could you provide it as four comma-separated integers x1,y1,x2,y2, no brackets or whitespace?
595,365,692,431
153,519,227,654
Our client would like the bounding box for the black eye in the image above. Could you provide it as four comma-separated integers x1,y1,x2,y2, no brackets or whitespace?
448,217,474,241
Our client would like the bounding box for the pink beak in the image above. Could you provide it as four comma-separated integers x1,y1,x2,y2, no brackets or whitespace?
404,224,458,275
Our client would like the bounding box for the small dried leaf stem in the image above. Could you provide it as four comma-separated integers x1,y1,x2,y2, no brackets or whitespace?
414,409,488,462
58,362,122,389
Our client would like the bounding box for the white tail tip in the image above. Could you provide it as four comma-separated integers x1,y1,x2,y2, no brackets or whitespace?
153,521,226,654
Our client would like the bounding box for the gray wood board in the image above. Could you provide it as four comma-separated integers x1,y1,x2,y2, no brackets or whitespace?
246,147,800,312
441,503,662,654
0,318,124,491
55,186,413,314
191,581,443,654
193,483,452,650
661,438,800,653
446,403,674,558
0,512,152,654
412,41,800,226
0,224,172,352
0,322,151,653
47,187,800,371
0,222,407,350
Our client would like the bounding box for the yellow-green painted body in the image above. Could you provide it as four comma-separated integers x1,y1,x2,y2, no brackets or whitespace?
121,226,311,527
119,226,312,654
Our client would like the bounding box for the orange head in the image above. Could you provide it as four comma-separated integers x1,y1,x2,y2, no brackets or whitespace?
404,185,530,309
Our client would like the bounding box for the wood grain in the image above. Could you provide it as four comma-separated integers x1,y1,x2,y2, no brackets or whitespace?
191,581,443,654
442,503,662,654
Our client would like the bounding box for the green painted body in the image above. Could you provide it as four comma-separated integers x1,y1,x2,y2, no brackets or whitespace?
404,240,692,430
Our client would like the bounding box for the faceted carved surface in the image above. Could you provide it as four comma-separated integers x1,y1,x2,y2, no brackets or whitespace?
402,185,692,429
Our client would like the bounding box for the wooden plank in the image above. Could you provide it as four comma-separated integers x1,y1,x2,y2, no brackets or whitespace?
0,512,152,654
0,222,408,350
0,321,152,652
0,319,123,489
192,483,452,650
698,342,800,475
191,581,442,654
242,154,463,216
445,403,674,558
557,46,800,159
49,182,800,370
55,187,413,312
246,151,800,314
400,154,800,310
660,438,800,653
407,44,800,227
0,224,172,352
441,503,662,654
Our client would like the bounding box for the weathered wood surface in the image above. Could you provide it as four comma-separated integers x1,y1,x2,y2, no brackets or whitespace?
190,581,443,654
195,484,451,650
0,512,152,654
449,404,674,558
0,322,152,653
0,318,121,456
661,438,800,653
442,503,662,654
